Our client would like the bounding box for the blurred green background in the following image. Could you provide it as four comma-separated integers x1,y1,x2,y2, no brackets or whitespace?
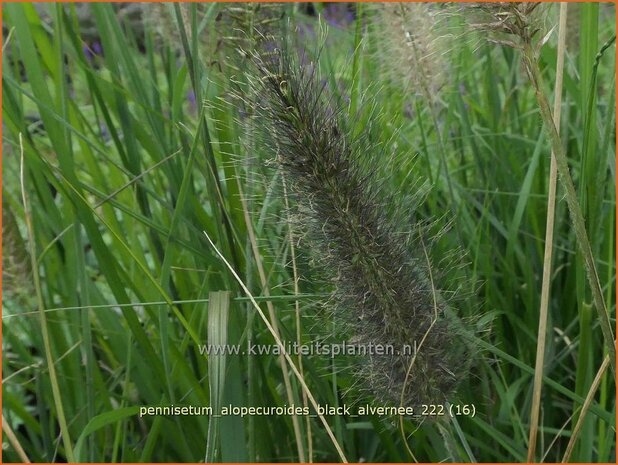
2,2,615,462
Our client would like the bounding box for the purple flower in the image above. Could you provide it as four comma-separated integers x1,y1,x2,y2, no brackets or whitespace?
323,3,354,28
187,89,197,114
298,22,316,40
92,41,103,55
83,41,103,62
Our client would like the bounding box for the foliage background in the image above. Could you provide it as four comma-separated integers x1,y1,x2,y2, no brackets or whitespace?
2,2,616,462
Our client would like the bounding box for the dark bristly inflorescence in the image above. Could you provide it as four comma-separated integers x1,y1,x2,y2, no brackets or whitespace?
243,40,473,412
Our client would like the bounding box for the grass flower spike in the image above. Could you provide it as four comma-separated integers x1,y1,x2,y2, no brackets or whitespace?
373,3,449,104
247,46,473,410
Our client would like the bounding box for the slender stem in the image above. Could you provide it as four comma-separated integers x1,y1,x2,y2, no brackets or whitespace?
521,37,616,377
237,181,306,462
203,231,349,463
561,355,611,462
19,134,76,462
283,175,313,462
2,415,31,463
527,4,568,461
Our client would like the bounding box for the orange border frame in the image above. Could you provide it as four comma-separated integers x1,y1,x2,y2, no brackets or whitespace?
0,1,615,464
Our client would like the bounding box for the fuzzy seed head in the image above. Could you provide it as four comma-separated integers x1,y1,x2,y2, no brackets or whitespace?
246,45,473,411
373,3,450,102
144,3,284,71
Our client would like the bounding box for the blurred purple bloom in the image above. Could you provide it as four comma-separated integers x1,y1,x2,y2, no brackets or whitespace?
82,44,93,60
323,3,354,28
187,89,197,114
83,41,103,62
262,39,278,53
92,41,103,55
298,22,316,40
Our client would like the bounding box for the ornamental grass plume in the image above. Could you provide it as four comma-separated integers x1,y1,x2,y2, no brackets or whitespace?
245,44,473,410
145,3,283,70
373,3,449,104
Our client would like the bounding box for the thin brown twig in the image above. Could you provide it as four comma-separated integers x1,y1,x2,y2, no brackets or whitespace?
527,3,568,461
236,179,307,462
282,174,313,462
398,236,438,463
561,355,611,462
521,16,616,377
3,414,31,463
